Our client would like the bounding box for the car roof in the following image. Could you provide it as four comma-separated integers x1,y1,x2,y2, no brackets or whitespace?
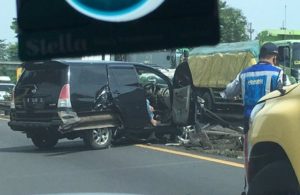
55,60,160,70
56,59,141,66
24,60,160,73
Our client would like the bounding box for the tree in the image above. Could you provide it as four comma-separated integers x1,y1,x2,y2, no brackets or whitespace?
10,18,18,35
0,40,7,61
6,18,19,61
219,1,249,43
6,43,19,61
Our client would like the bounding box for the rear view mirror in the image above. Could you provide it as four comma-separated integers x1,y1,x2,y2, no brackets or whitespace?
17,0,220,61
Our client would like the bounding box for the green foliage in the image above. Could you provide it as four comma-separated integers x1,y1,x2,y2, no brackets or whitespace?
10,73,17,84
0,17,19,83
219,1,249,43
0,67,8,76
5,18,19,61
6,43,19,61
0,40,7,61
10,18,18,34
0,67,16,84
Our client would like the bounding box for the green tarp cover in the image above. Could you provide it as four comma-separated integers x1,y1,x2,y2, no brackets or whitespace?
189,40,260,58
188,41,260,88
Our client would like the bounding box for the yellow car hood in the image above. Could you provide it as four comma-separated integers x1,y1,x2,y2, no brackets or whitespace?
259,84,300,102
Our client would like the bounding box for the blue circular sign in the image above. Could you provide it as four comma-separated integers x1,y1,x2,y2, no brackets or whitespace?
66,0,165,22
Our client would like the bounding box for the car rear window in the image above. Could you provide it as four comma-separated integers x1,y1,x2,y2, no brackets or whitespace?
19,68,66,87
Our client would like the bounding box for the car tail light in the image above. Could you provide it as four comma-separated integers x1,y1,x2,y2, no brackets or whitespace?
10,88,15,109
58,84,72,108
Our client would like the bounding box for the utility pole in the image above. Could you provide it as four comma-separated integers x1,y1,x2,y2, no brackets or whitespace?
247,23,254,40
281,4,287,30
285,4,287,29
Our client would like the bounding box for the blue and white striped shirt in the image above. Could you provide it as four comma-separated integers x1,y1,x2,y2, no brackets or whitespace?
223,62,283,117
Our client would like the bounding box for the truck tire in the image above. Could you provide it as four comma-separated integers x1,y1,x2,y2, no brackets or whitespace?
202,92,214,111
83,128,112,149
248,161,300,195
31,133,58,149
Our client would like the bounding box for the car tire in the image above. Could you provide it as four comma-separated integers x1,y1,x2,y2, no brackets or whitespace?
83,128,112,149
248,161,300,195
202,92,214,111
31,133,59,149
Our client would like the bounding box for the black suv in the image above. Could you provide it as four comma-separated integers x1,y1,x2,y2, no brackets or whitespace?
9,60,196,149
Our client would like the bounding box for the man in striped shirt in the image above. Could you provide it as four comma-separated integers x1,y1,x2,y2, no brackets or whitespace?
221,42,283,134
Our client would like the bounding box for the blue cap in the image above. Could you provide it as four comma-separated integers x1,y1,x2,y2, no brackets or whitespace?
260,42,278,57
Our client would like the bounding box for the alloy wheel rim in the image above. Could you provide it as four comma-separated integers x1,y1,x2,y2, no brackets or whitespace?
93,128,109,145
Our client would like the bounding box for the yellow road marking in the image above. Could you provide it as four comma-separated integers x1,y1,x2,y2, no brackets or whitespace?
135,144,244,168
0,117,9,121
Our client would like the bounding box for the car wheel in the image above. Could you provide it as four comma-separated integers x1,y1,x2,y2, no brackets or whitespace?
202,92,214,111
31,133,58,149
83,128,112,149
248,161,300,195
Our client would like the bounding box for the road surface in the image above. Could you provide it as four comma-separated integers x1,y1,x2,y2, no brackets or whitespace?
0,119,244,195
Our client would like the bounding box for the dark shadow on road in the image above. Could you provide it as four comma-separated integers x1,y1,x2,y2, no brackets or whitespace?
112,136,169,147
0,137,169,156
0,141,89,156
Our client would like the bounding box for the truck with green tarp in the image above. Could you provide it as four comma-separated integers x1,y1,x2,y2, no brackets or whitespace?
188,40,259,117
188,29,300,116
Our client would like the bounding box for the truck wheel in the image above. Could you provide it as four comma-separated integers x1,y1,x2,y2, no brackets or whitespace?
202,92,214,111
31,133,58,149
248,161,299,195
83,128,112,149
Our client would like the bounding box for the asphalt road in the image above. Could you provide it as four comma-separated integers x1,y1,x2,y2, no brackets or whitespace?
0,119,244,195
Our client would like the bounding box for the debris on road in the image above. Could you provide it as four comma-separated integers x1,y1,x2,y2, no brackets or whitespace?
175,123,244,159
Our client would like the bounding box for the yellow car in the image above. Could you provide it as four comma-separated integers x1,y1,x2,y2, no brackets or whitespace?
246,83,300,194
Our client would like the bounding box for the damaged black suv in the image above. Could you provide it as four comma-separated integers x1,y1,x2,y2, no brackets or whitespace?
9,60,196,149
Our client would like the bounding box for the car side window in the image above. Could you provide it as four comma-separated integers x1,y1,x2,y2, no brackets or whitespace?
136,69,168,87
109,66,139,88
70,65,108,97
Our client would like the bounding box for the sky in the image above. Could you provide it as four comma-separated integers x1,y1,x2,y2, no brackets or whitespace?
226,0,300,38
0,0,299,43
0,1,17,43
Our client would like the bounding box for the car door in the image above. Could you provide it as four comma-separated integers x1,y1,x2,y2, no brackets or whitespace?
172,62,195,125
172,85,192,125
108,65,149,129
